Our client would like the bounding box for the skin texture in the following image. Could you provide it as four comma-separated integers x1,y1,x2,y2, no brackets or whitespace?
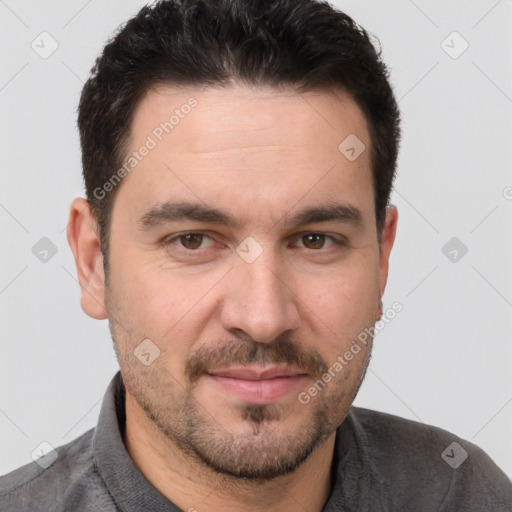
67,83,398,512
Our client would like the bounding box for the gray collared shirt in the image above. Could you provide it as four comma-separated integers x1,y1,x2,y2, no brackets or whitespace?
1,372,511,511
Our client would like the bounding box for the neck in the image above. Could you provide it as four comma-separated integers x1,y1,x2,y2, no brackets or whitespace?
123,392,336,512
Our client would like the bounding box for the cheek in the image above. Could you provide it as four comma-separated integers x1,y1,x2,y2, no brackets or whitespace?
111,261,222,349
300,257,379,322
294,262,380,369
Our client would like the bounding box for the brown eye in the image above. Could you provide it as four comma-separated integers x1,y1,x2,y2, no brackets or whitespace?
179,233,204,249
301,234,328,249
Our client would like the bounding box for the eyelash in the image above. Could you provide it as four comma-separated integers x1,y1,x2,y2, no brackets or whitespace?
160,231,347,253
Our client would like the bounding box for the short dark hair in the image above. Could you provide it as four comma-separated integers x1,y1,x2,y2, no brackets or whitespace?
78,0,401,269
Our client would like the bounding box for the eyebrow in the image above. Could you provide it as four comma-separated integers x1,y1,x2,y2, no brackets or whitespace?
137,200,363,231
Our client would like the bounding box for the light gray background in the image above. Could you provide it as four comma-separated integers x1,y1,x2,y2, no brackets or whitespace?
1,0,511,478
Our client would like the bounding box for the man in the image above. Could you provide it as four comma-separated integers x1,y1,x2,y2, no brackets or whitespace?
1,0,511,510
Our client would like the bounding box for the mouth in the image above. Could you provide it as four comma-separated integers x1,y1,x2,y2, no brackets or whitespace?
205,365,309,404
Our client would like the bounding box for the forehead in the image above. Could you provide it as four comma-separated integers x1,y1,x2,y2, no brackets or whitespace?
130,83,369,161
114,83,374,227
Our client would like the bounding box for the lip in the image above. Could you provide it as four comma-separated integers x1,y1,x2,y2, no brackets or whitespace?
206,365,308,404
208,364,306,380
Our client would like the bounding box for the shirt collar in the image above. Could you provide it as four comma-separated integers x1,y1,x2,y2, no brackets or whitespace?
92,371,180,512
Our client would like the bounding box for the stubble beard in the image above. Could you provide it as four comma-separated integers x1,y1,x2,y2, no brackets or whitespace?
105,285,373,482
115,342,372,482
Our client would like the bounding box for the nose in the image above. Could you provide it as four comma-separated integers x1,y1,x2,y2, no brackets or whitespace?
220,250,301,344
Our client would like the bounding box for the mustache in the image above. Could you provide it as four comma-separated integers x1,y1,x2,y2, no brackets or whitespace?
185,335,328,383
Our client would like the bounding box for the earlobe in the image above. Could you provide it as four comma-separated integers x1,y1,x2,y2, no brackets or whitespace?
376,299,383,321
66,198,108,320
378,205,399,301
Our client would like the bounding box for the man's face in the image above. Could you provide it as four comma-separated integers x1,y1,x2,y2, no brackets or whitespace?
93,84,396,479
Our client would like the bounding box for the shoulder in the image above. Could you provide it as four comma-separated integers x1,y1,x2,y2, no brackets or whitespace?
0,428,109,512
346,406,512,511
349,405,471,452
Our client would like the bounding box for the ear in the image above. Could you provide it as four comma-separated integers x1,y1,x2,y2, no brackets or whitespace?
378,205,398,302
66,198,108,320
